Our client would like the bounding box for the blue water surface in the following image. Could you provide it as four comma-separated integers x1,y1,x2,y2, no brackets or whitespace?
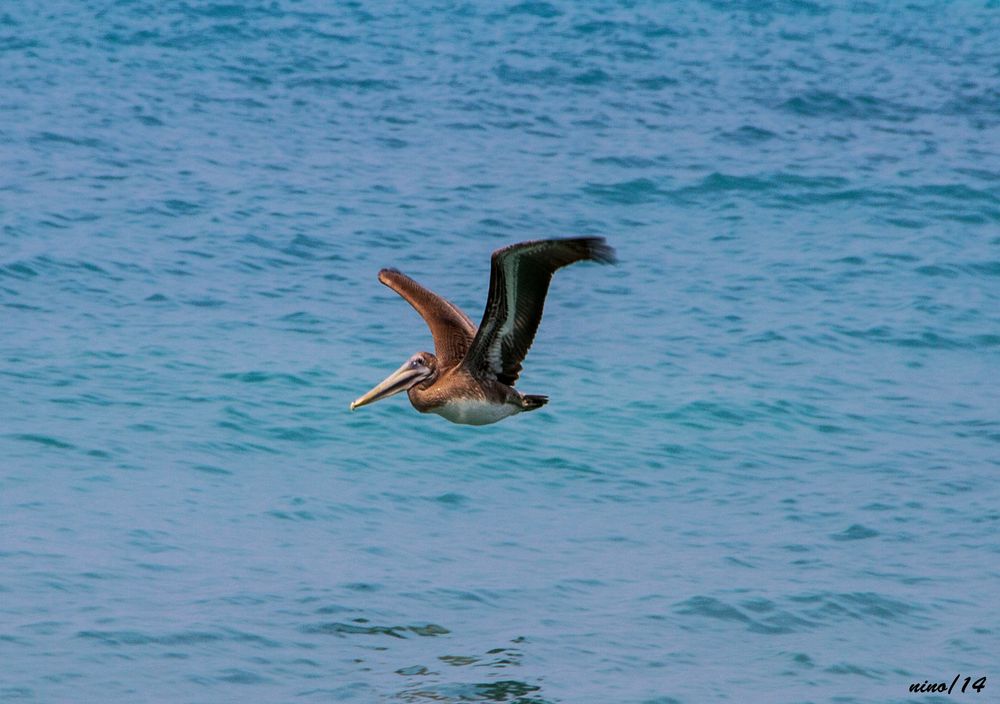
2,1,999,702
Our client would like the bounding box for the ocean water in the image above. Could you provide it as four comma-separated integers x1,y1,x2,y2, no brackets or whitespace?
2,1,999,702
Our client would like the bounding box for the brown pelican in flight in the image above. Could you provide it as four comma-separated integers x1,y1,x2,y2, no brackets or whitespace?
350,237,616,425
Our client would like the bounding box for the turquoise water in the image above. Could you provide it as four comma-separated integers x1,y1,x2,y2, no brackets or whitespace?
2,1,999,702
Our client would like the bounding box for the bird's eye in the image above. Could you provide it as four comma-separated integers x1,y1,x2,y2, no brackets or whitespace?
412,358,422,367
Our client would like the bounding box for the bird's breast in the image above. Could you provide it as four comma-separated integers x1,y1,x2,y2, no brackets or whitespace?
431,399,520,426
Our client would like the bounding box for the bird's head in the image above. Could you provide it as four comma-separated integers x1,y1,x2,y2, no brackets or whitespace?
350,352,437,411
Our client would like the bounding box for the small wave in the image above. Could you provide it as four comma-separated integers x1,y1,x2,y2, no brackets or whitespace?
906,183,1000,204
902,184,1000,224
214,669,270,685
779,90,920,122
942,87,1000,119
77,628,278,648
192,464,233,476
650,171,867,208
301,621,449,638
400,680,547,704
676,590,923,634
914,264,960,278
440,648,521,669
431,492,470,508
0,687,32,701
9,433,76,450
0,262,38,279
837,326,1000,350
573,20,620,35
193,4,255,19
717,125,778,144
507,1,561,18
676,595,813,635
787,591,922,624
584,178,663,205
29,131,107,149
0,256,121,287
220,370,312,386
831,524,879,541
163,199,202,215
634,75,678,90
287,76,398,91
964,261,1000,277
184,297,225,308
494,62,561,87
572,68,611,85
101,29,160,47
592,155,664,168
196,439,282,455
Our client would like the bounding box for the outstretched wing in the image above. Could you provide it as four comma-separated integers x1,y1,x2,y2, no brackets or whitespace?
378,268,477,366
462,237,616,386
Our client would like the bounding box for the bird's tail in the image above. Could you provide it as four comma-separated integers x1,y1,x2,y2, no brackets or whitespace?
521,394,549,412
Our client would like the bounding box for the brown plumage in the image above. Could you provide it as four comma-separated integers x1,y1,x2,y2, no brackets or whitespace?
351,237,616,425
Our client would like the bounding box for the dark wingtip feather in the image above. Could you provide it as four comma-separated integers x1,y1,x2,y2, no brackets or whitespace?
575,237,617,265
592,239,617,265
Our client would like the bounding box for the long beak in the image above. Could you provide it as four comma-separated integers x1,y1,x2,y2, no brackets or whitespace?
350,362,427,411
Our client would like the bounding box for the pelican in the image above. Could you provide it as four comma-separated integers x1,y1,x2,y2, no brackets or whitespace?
350,237,616,425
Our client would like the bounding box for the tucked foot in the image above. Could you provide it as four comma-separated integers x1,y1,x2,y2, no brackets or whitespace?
520,394,549,411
